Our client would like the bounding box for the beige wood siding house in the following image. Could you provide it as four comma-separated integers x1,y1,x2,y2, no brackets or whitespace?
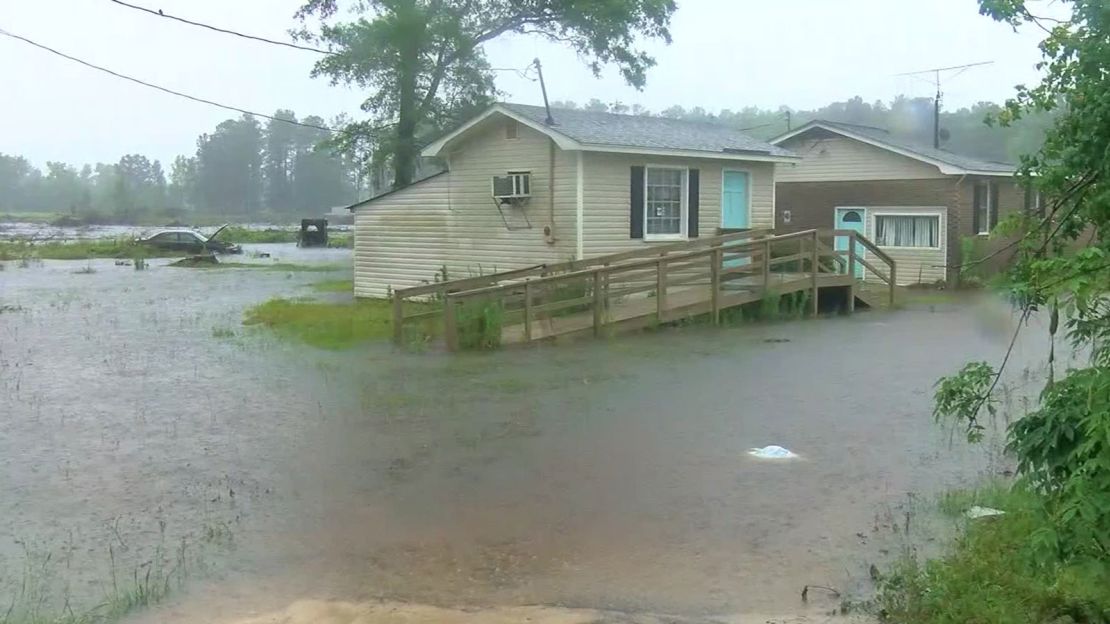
772,120,1022,286
351,103,798,298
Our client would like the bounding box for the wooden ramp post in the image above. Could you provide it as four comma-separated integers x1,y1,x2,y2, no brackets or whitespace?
592,270,603,336
889,265,897,308
710,247,722,325
847,233,856,313
392,294,404,345
810,229,819,317
443,294,459,351
761,238,771,294
523,281,533,341
656,258,667,322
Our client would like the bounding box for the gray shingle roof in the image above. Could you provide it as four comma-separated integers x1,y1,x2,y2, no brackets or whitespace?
501,103,795,158
794,120,1016,174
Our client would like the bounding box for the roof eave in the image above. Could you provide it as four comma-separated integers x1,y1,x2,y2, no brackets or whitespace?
774,122,1014,177
578,143,799,163
420,104,580,158
952,169,1016,177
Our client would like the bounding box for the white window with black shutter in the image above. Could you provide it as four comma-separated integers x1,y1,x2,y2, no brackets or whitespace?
630,165,700,241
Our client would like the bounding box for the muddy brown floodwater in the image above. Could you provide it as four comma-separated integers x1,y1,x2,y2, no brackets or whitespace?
1,248,1066,623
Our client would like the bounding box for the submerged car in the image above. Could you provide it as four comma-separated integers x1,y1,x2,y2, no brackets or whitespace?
136,224,242,254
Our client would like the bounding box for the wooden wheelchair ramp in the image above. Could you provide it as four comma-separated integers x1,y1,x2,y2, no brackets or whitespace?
391,229,896,350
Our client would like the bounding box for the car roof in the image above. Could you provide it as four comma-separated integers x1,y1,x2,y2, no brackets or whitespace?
147,228,203,236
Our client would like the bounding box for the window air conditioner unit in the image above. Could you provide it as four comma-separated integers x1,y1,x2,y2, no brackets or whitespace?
492,172,531,201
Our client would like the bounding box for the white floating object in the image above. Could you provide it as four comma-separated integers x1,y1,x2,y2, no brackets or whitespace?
966,506,1005,519
749,445,798,459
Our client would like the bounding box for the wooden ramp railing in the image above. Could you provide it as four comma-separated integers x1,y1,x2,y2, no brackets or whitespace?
391,229,896,349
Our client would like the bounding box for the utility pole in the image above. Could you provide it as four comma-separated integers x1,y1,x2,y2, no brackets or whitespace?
896,60,993,149
534,58,555,125
933,72,941,149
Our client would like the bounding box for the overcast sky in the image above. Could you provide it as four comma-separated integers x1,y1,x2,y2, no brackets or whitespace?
1,0,1056,168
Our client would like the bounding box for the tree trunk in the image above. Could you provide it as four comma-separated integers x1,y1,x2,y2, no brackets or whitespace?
392,1,423,189
393,59,419,189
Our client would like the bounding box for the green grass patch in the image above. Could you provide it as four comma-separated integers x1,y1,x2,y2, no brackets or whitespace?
0,238,178,261
0,211,60,224
170,260,341,272
243,297,433,349
310,278,354,293
327,233,354,248
875,484,1110,623
218,226,297,244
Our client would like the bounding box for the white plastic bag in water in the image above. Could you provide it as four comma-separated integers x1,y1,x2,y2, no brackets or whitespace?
748,445,798,459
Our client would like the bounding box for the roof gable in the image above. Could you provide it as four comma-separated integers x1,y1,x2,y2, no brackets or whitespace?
771,120,1015,176
422,103,798,163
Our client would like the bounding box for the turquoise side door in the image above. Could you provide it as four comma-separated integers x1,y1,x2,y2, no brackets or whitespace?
722,171,751,268
834,207,866,278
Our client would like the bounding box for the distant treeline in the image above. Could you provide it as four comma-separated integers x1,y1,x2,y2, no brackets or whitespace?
0,110,368,223
550,95,1056,164
1,96,1055,224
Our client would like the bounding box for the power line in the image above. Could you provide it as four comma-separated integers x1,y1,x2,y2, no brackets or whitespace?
106,0,334,55
0,26,351,133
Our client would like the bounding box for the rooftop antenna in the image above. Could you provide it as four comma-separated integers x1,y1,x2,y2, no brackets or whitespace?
533,58,555,125
896,60,993,148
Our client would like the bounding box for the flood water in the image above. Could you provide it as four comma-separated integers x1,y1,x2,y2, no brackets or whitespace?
0,220,352,242
0,248,1065,621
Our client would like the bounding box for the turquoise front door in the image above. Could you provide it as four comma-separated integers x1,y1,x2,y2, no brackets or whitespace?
722,171,751,268
722,171,750,229
834,207,866,278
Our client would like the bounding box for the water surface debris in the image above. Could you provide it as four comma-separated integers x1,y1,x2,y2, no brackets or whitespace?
748,445,798,459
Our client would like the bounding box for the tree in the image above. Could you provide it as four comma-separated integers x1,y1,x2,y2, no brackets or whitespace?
933,0,1110,562
194,115,263,215
0,154,37,212
43,161,83,214
289,115,355,211
263,109,299,213
168,155,197,211
294,0,678,189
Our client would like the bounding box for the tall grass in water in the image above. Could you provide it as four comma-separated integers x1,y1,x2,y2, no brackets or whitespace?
243,297,435,349
873,483,1110,623
2,536,198,624
455,299,503,350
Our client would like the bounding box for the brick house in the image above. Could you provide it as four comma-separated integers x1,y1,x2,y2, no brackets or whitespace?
771,120,1034,286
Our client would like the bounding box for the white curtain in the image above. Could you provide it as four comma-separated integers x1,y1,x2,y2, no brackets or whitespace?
876,215,938,247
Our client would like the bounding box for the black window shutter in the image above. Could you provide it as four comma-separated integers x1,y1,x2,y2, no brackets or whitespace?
972,183,982,234
989,182,999,230
630,166,644,239
687,169,700,237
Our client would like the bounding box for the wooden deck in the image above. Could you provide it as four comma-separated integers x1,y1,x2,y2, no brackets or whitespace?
391,229,896,350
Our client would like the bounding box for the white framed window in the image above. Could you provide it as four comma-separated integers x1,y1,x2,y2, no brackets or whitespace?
507,170,530,195
505,119,518,140
974,181,997,235
492,171,530,197
1025,186,1043,216
875,214,941,248
644,166,687,239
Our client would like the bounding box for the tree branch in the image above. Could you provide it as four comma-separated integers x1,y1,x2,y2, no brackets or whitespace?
946,172,1097,271
417,44,448,117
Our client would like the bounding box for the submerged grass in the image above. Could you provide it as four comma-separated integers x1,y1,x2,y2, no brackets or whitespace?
874,483,1110,624
217,226,297,244
0,239,178,261
243,297,433,349
170,260,342,272
309,278,354,293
